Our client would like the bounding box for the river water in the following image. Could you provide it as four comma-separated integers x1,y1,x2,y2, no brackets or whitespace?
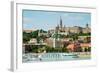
22,53,91,63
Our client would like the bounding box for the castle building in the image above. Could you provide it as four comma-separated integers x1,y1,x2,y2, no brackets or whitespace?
82,24,91,33
49,17,91,35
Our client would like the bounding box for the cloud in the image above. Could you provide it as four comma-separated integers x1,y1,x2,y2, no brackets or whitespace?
22,17,34,24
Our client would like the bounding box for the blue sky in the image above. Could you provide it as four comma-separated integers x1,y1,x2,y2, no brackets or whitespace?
22,10,91,31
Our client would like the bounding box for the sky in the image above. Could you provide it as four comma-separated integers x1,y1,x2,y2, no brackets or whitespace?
22,10,91,31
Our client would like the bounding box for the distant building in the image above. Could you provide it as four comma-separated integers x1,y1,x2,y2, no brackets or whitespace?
82,24,91,33
67,43,81,52
48,17,91,35
44,38,54,47
23,30,33,33
28,38,37,44
80,43,91,52
67,43,91,52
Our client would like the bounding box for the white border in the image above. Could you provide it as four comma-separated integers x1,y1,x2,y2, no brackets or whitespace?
11,1,97,71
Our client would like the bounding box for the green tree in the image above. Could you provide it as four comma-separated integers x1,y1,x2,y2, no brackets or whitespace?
23,32,31,43
72,35,78,41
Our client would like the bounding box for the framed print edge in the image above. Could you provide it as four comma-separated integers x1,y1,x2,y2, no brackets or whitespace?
11,1,17,71
11,1,97,72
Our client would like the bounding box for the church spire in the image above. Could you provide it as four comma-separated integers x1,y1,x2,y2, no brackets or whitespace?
60,16,62,28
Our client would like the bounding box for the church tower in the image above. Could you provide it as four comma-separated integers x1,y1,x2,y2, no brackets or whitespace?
86,23,89,28
60,16,63,28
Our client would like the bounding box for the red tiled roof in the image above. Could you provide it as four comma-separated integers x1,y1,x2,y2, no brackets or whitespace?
80,43,91,47
67,44,75,51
